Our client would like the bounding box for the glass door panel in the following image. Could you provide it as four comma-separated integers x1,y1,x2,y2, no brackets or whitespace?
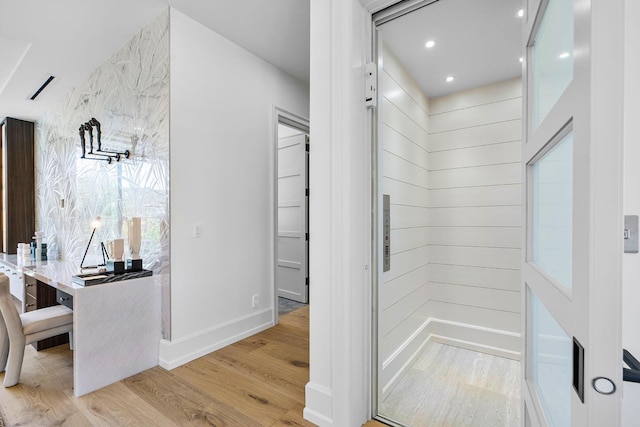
531,130,573,290
532,0,574,129
530,291,572,427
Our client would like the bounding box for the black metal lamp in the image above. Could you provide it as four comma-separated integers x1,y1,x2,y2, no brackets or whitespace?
80,216,109,269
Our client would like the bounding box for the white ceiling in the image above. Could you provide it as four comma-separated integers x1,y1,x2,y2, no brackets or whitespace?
378,0,523,98
168,0,310,85
0,0,310,122
0,0,521,121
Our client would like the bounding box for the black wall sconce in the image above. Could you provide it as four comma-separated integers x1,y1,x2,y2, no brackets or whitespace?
79,118,130,163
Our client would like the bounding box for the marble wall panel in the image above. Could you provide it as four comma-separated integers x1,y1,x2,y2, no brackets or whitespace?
35,10,169,274
36,10,170,338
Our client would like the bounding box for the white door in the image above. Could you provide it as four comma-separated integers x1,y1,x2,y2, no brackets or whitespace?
522,0,623,426
277,127,309,303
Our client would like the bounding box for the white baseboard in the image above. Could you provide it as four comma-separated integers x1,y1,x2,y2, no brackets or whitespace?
304,382,334,426
428,318,521,360
380,318,521,399
158,308,274,370
381,320,431,397
430,335,520,360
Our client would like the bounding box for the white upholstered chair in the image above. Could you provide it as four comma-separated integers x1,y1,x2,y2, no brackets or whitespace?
0,273,73,387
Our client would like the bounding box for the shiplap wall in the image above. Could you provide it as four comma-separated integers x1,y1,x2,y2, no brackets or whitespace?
378,41,522,396
427,78,522,358
379,43,431,396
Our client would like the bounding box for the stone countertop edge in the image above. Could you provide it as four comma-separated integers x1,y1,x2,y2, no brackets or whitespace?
0,255,160,297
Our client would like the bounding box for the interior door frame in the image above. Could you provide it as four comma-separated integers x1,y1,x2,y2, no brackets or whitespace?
371,24,382,423
272,106,310,325
521,0,625,425
370,2,439,424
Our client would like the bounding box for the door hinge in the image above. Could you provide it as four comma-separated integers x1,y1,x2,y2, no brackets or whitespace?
305,134,310,152
305,188,309,197
305,232,309,241
306,277,309,286
365,62,377,108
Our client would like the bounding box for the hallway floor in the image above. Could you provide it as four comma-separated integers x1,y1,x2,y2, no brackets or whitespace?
0,305,312,426
379,342,521,427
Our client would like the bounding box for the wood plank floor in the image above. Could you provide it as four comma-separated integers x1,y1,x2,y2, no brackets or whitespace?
0,306,320,426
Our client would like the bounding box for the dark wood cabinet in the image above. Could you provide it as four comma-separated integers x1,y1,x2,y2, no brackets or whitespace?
24,275,70,350
0,117,35,254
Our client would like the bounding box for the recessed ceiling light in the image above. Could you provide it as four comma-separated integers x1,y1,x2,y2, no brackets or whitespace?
558,52,570,59
425,40,436,48
445,76,455,83
519,57,524,63
516,9,524,18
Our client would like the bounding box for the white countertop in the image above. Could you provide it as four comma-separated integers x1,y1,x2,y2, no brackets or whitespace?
23,260,87,295
0,255,109,296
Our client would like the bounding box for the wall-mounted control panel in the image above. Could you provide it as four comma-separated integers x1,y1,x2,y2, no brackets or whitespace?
383,194,390,272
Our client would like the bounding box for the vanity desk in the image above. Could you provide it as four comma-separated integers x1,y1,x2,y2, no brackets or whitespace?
0,256,160,397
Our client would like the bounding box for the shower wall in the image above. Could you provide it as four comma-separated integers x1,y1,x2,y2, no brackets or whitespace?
379,41,522,396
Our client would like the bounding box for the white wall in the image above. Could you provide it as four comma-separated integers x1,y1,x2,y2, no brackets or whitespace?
161,8,309,369
305,0,372,425
378,37,522,396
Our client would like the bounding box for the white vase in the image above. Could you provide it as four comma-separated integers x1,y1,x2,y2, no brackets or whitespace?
107,239,125,261
128,217,141,260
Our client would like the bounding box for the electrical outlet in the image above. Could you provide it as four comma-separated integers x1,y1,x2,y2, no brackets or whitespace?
193,223,202,238
252,294,259,308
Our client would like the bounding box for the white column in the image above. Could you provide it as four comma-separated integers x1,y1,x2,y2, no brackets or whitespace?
623,1,640,424
305,1,372,426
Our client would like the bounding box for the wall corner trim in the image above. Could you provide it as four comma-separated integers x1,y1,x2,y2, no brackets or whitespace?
304,382,334,426
158,309,274,370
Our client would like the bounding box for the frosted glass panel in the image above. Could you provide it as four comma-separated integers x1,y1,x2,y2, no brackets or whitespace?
532,0,574,128
530,293,571,427
531,132,573,289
